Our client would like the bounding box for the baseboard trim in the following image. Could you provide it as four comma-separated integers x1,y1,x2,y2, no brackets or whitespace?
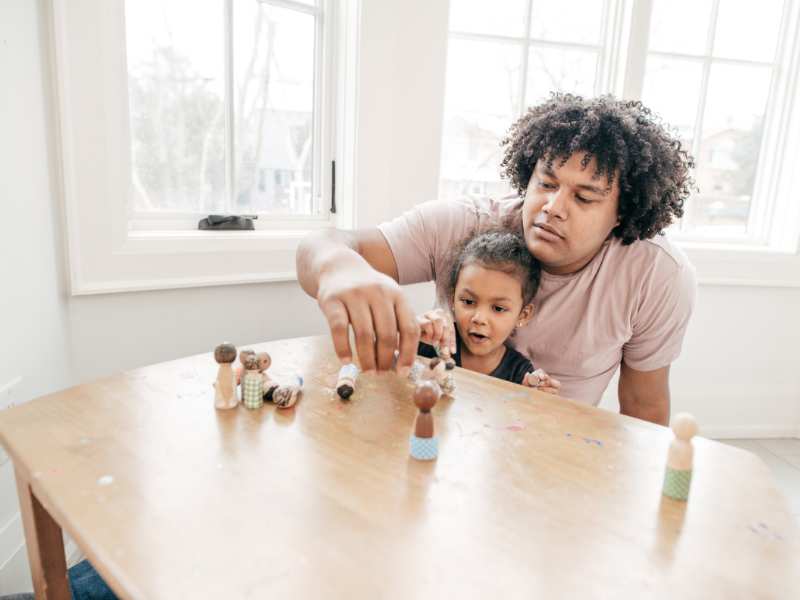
704,426,800,440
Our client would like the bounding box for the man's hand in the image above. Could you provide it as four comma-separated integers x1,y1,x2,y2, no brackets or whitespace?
416,308,457,356
522,368,561,395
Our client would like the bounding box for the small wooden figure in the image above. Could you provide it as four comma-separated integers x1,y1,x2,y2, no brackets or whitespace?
662,412,698,501
336,363,359,400
213,342,238,410
237,348,256,385
424,357,455,398
256,351,280,402
241,354,264,410
272,375,303,409
409,380,441,461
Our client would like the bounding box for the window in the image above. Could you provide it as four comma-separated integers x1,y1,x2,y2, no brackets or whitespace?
53,0,359,294
125,0,326,226
439,0,800,256
440,0,611,204
638,0,790,242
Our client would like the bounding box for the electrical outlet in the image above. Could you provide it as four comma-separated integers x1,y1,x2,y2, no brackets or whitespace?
0,376,23,466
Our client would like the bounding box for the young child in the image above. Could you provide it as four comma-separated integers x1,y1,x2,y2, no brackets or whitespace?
417,230,560,393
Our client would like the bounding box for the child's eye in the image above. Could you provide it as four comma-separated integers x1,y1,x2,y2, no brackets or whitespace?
492,305,507,313
460,297,474,306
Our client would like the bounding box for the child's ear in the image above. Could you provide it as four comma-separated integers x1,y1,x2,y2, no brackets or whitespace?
517,303,534,328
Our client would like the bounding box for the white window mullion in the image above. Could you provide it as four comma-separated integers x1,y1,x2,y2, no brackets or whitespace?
688,0,720,166
621,0,652,100
224,0,235,214
517,0,534,116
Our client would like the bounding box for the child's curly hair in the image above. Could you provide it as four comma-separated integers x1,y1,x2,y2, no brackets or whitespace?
447,230,541,307
500,93,695,245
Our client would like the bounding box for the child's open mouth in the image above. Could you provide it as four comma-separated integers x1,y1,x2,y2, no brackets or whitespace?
468,332,490,345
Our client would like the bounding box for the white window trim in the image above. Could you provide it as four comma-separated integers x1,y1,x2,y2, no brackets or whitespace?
51,0,360,295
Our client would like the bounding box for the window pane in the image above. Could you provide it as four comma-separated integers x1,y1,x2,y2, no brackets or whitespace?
449,0,529,37
126,0,226,213
525,47,597,106
687,64,771,235
439,39,521,202
713,0,784,62
530,0,604,45
641,56,703,146
233,2,316,215
649,0,712,56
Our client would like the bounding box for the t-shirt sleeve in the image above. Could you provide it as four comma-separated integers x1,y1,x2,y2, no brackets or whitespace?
377,200,476,286
623,254,697,372
510,356,534,385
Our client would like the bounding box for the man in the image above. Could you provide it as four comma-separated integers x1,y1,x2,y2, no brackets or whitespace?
297,93,696,425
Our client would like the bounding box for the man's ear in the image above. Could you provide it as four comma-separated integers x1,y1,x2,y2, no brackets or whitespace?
517,303,534,328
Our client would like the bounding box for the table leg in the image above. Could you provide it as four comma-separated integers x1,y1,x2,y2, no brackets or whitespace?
14,467,72,599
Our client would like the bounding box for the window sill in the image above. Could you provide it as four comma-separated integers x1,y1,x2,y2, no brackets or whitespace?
679,242,800,288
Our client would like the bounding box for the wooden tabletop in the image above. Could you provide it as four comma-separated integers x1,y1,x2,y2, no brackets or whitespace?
1,335,798,599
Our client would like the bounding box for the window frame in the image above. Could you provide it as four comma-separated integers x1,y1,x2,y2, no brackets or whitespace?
52,0,359,295
623,0,800,251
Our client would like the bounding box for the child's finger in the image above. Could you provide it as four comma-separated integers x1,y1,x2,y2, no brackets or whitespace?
417,319,432,343
522,372,540,387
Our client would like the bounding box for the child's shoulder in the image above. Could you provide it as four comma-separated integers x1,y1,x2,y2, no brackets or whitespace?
492,345,533,385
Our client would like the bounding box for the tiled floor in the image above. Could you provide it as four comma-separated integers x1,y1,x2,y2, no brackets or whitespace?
718,438,800,521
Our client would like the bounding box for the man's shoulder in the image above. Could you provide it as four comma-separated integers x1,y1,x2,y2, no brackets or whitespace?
413,194,521,219
607,234,694,282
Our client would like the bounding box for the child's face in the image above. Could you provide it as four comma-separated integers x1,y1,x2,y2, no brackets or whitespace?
453,263,531,358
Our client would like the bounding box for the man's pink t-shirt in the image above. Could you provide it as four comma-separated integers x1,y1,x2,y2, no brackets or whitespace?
377,197,697,406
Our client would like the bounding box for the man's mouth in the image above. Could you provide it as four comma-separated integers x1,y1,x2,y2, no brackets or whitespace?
533,222,565,240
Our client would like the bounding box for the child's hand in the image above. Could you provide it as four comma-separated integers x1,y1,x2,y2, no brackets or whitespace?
522,369,561,395
416,308,456,355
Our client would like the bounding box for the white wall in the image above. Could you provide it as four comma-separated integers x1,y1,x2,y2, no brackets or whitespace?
1,0,75,592
0,0,798,593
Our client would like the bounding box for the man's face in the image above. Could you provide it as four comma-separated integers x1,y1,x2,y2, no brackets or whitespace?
521,153,620,275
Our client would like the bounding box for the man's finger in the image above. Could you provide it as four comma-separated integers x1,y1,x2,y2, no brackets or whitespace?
395,296,420,375
321,299,353,364
349,299,377,372
371,300,399,371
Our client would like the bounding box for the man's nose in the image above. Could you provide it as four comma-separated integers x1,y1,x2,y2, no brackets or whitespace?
543,188,568,220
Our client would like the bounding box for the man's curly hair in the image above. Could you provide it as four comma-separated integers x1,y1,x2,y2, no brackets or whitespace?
500,93,695,245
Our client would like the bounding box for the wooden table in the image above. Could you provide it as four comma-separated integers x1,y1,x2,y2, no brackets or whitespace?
1,336,798,599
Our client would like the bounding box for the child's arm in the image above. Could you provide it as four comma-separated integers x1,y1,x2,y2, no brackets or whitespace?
522,368,561,395
416,308,456,355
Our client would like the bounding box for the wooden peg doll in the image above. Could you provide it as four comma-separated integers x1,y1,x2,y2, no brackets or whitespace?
241,354,264,410
256,351,280,402
272,375,303,409
237,348,256,385
410,380,441,461
662,413,699,501
424,357,455,398
213,342,239,410
336,363,359,400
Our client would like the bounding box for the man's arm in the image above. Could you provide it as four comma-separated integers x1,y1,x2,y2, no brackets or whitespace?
296,227,419,373
618,362,670,426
